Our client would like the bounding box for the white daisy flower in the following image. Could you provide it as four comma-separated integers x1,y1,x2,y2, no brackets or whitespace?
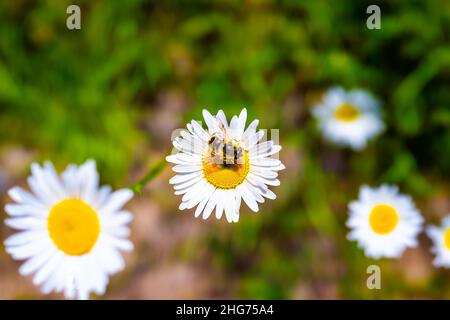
166,108,284,223
312,86,384,150
346,185,423,259
426,216,450,268
3,160,134,300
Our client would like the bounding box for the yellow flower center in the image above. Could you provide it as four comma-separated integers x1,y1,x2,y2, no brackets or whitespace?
203,152,250,189
48,199,100,256
369,204,399,235
335,103,360,122
444,228,450,250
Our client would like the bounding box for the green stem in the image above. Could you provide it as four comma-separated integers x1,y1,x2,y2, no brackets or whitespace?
130,153,169,194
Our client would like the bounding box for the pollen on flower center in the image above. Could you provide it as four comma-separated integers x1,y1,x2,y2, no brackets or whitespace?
335,103,360,122
48,199,100,256
202,139,250,189
444,228,450,250
369,204,399,235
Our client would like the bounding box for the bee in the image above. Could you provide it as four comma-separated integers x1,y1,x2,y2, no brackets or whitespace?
208,135,243,166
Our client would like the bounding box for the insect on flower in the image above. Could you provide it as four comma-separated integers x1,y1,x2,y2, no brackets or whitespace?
166,108,285,223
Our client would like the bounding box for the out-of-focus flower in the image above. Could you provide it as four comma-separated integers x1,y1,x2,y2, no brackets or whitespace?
4,160,134,300
426,216,450,268
166,108,284,223
346,184,423,259
312,86,384,150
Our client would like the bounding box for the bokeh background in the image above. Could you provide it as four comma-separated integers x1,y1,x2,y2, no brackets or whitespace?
1,0,450,299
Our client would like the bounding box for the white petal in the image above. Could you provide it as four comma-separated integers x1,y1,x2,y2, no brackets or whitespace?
271,164,286,171
92,185,112,209
78,160,99,203
27,176,57,206
245,183,265,203
195,197,209,218
250,167,278,179
248,173,280,186
179,131,205,149
5,217,46,230
245,130,265,149
263,178,280,186
186,183,215,210
169,172,203,184
4,204,47,218
237,183,259,212
30,163,64,203
4,230,47,246
250,158,282,167
8,187,45,207
173,174,204,191
224,189,239,222
234,108,247,140
172,164,202,174
102,210,133,227
228,116,239,139
43,161,67,198
104,234,134,252
33,252,63,286
92,241,125,274
260,188,276,200
202,189,218,219
242,119,259,141
181,179,208,202
216,110,228,128
166,153,201,165
215,190,225,219
190,120,210,141
100,189,133,213
202,109,220,134
173,138,205,155
61,164,79,197
7,238,51,259
19,248,56,276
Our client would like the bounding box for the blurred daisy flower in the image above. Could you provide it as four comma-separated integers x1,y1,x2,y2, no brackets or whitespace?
426,217,450,268
346,185,423,259
312,86,384,150
166,108,284,223
4,160,134,300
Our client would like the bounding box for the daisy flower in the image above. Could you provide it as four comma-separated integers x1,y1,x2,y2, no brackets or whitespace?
346,185,423,259
426,216,450,268
166,108,284,223
3,160,134,300
312,86,384,150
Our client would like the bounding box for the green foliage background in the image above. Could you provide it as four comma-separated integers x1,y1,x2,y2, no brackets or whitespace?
1,0,450,299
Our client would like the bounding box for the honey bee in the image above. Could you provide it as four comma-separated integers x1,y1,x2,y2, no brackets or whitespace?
208,135,243,166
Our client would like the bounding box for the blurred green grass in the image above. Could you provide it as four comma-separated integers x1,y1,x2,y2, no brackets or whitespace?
1,0,450,299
